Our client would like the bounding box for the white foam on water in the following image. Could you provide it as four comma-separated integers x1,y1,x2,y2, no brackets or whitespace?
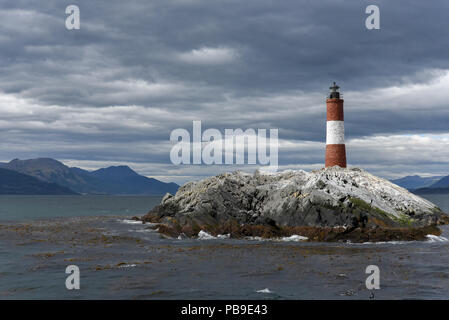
197,230,230,240
426,234,449,242
118,264,137,268
245,235,308,242
256,288,272,294
356,235,449,245
119,219,142,225
245,236,265,241
360,241,408,245
280,235,308,242
197,230,216,240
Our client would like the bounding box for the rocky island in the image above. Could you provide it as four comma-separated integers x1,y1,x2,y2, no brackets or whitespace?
141,167,449,242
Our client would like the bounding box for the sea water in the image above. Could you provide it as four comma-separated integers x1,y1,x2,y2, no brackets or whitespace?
0,194,448,299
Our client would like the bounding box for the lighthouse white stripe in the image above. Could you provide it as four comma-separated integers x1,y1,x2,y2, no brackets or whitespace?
326,120,345,145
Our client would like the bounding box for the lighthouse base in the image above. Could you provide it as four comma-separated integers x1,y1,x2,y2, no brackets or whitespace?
325,144,347,168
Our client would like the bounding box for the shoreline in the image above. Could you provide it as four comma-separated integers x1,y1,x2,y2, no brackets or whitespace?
139,216,448,243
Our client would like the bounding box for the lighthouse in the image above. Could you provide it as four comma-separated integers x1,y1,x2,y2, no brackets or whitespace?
325,82,347,168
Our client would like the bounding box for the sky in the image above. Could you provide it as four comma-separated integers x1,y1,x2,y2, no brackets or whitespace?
1,0,449,184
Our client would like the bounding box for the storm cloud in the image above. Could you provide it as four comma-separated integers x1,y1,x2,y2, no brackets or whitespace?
0,0,449,184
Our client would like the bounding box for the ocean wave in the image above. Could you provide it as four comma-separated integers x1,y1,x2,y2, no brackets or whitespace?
245,236,264,241
426,234,449,242
119,219,142,225
256,288,273,293
360,241,408,245
197,230,230,240
118,264,137,268
356,235,449,245
280,235,308,242
245,235,308,242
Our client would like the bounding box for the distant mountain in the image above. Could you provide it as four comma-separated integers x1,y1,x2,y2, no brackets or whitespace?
391,175,443,190
413,175,449,194
429,175,449,189
90,166,180,195
0,158,178,195
0,168,77,195
92,165,139,179
0,158,103,194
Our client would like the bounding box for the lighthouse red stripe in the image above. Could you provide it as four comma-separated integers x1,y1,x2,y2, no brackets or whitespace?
326,99,344,121
325,144,347,168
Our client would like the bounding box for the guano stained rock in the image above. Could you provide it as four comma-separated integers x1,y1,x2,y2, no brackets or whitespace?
142,167,448,242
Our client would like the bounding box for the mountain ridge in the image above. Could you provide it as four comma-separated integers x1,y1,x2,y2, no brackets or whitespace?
0,158,178,195
429,175,449,189
0,167,78,195
391,175,444,190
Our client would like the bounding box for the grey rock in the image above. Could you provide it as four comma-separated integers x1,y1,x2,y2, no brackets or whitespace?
144,167,446,229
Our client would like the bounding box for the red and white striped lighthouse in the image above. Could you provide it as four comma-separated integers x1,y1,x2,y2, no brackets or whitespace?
325,82,347,168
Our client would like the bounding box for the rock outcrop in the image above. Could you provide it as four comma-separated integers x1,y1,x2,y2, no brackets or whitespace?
142,167,449,242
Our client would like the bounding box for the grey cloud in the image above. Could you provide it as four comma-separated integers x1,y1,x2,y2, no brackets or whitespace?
1,0,449,184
